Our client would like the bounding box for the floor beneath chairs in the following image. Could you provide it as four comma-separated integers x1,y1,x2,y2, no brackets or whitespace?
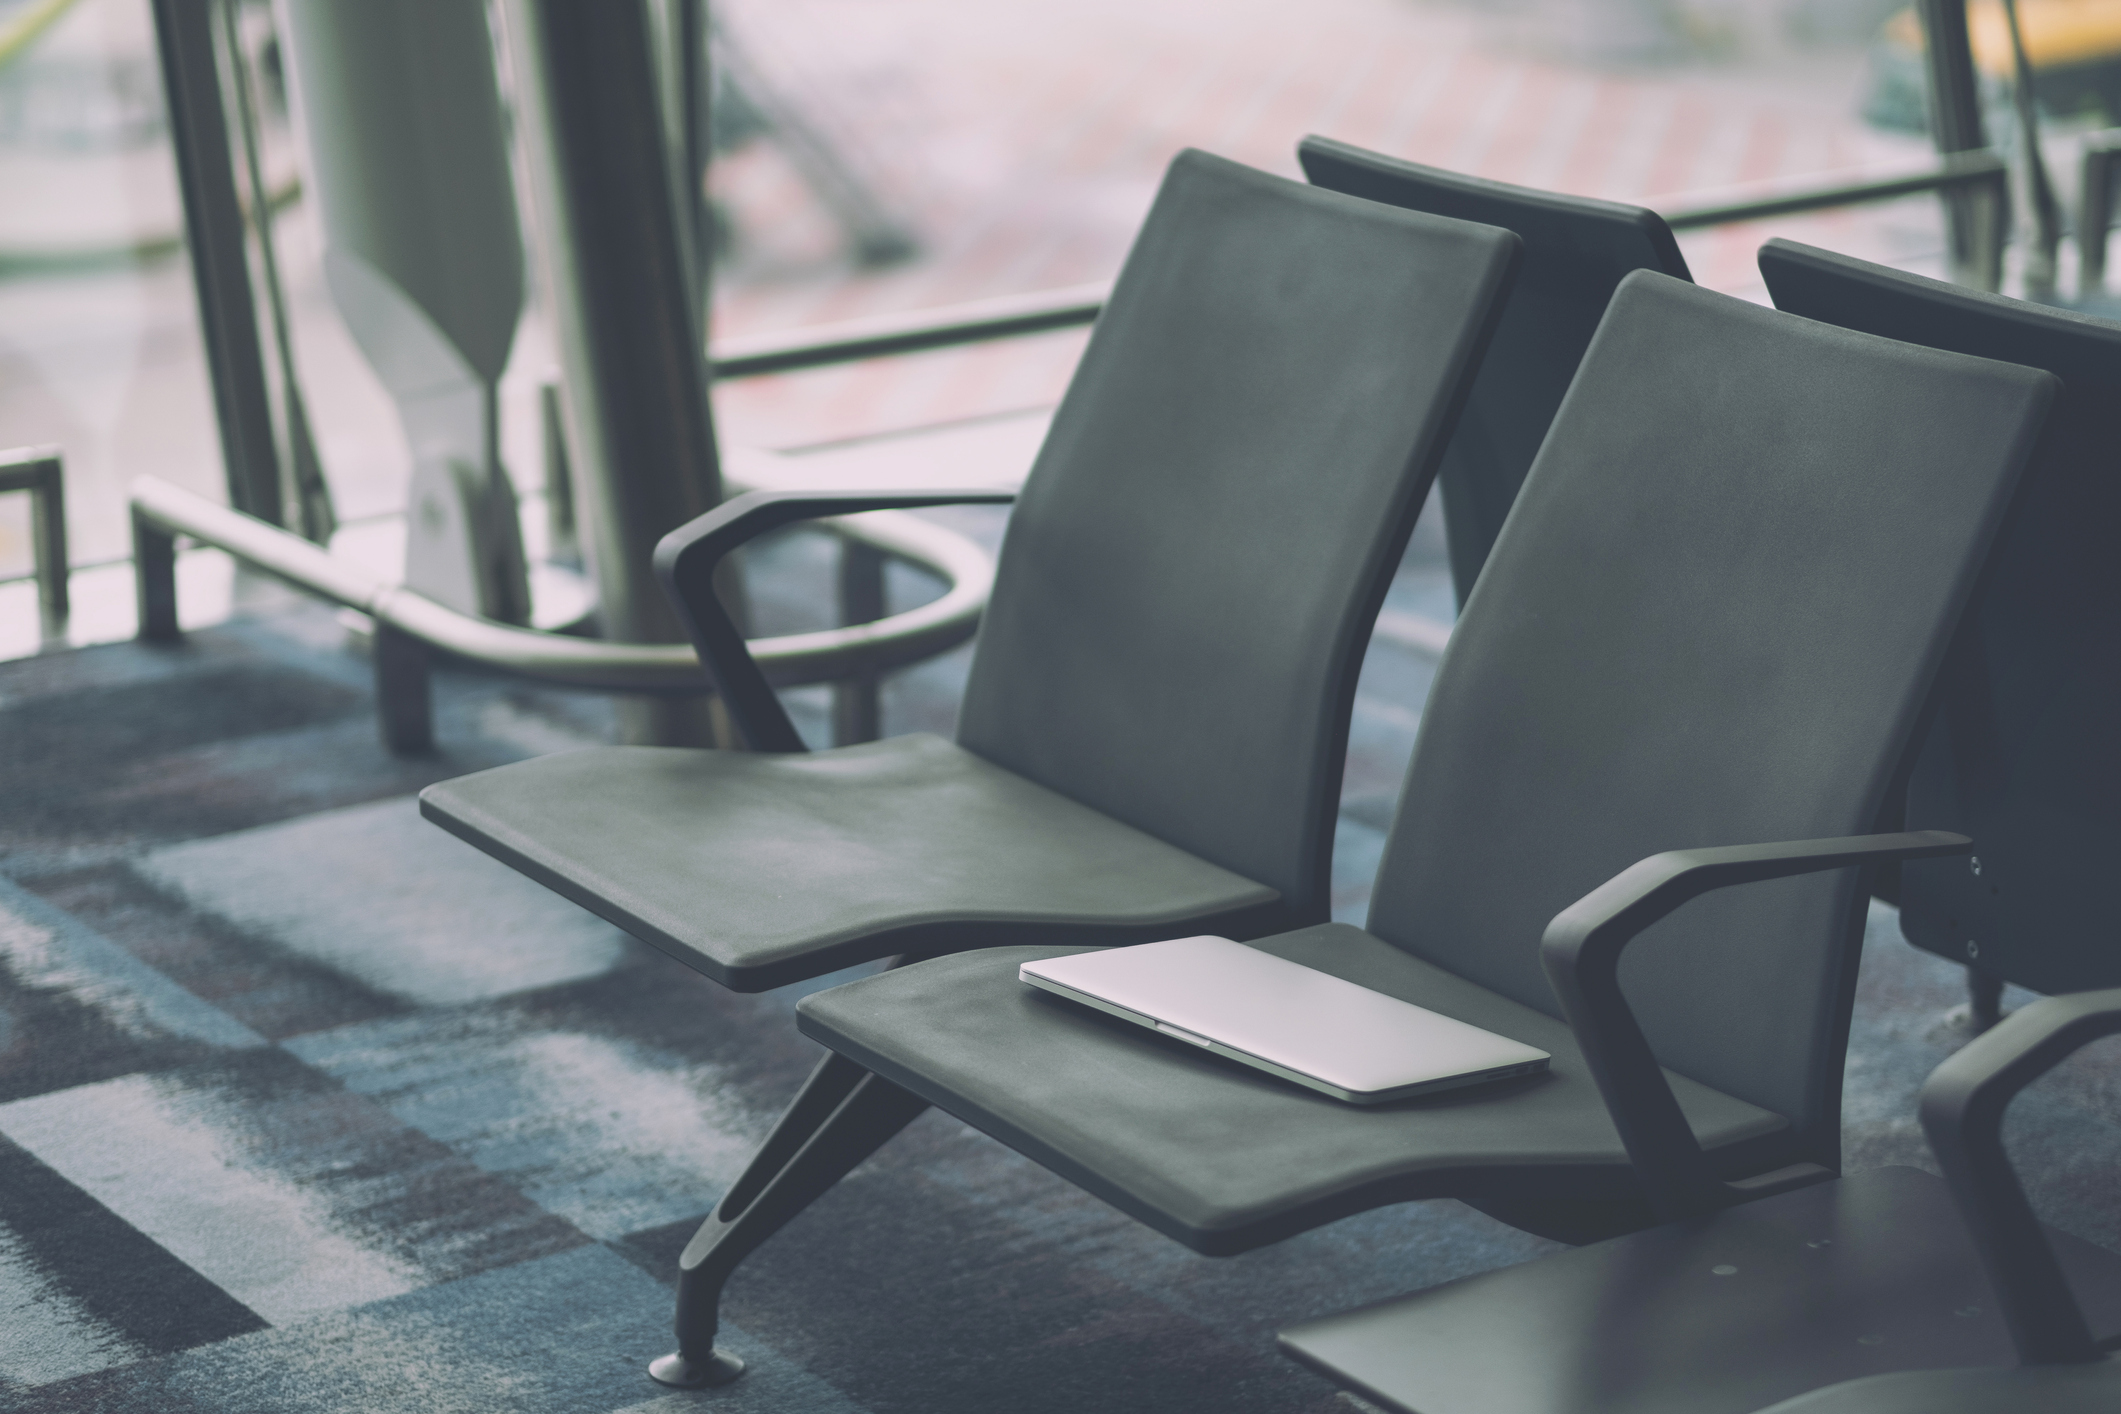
1,498,2117,1413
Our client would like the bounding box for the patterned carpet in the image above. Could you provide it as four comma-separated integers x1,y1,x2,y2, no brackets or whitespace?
2,500,2117,1413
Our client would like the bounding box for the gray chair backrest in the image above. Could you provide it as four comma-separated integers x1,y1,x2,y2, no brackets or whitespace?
957,149,1520,924
1297,136,1690,607
1759,239,2121,998
1365,272,2053,1156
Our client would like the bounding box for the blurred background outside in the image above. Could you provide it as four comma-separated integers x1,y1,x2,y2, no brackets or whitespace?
0,0,2106,658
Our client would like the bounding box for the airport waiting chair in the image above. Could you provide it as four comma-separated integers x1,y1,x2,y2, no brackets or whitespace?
1761,239,2121,1028
1297,135,1691,608
423,148,1520,989
422,147,1523,1378
1283,989,2121,1414
655,272,2057,1384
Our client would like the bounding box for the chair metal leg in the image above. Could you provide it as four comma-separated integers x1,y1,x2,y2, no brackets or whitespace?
649,1054,930,1387
1966,967,2005,1033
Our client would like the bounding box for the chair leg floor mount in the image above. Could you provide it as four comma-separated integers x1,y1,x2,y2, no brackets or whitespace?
646,1350,746,1389
649,1052,932,1387
1276,1168,2121,1414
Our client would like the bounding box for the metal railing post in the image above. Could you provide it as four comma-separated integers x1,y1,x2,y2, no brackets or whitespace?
2079,131,2121,293
1917,0,2005,290
0,447,67,633
150,0,285,523
130,505,180,642
2000,0,2061,297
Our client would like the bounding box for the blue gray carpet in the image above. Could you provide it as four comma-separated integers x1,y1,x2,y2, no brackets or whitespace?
1,504,2114,1413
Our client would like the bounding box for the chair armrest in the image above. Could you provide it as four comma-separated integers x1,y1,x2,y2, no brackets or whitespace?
1920,987,2121,1365
1540,829,1972,1221
653,488,1016,752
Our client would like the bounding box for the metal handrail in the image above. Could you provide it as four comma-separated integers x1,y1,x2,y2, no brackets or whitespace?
701,153,2012,381
1657,149,2008,230
711,281,1110,380
129,473,993,696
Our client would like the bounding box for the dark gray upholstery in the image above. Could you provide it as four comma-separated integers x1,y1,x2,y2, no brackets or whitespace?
1748,992,2121,1414
811,929,1783,1253
422,148,1522,990
1759,238,2121,998
1278,1167,2121,1414
1274,988,2121,1414
798,271,2056,1249
1298,135,1690,605
1750,1360,2120,1414
953,152,1518,913
1362,275,2050,1151
423,736,1277,990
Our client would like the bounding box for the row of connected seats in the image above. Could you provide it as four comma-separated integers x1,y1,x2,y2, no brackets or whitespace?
420,139,2120,1407
1308,135,2121,1027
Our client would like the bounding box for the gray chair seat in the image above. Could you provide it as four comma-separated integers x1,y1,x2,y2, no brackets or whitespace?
1280,991,2121,1414
798,925,1784,1253
1754,1360,2119,1414
423,733,1278,991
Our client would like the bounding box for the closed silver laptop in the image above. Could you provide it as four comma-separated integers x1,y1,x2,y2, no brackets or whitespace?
1020,935,1550,1105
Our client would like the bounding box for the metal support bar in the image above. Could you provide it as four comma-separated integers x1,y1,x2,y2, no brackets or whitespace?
127,475,995,752
2079,130,2121,293
0,447,66,629
1660,151,2009,230
1965,967,2007,1033
223,0,334,543
711,281,1109,381
150,0,284,523
1916,0,2005,290
703,149,1999,384
2001,0,2062,296
832,537,885,745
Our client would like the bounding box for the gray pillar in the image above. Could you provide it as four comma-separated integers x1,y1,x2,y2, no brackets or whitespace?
502,0,726,746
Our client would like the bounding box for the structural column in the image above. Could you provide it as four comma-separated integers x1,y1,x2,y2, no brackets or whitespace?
502,0,726,745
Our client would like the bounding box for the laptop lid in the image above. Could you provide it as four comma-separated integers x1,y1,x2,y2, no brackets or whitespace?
1020,936,1550,1105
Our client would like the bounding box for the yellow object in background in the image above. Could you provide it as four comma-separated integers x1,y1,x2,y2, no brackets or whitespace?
1886,0,2121,76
